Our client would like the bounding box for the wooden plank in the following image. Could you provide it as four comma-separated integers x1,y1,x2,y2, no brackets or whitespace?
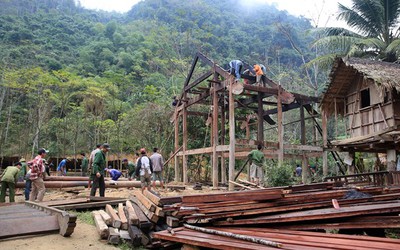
214,202,400,226
181,189,282,203
125,200,139,225
273,217,400,230
132,197,159,224
218,228,400,250
129,197,153,232
134,190,156,212
98,210,112,226
92,211,109,239
52,199,127,210
143,190,162,206
118,203,128,230
0,216,59,239
105,204,122,229
25,201,77,237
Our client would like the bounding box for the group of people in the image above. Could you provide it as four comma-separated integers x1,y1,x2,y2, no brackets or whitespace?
0,143,166,203
228,60,267,86
88,144,165,198
1,148,49,203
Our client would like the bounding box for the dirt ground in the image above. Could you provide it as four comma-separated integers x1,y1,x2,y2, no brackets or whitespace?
0,183,223,250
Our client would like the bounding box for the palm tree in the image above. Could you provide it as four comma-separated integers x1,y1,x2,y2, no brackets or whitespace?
312,0,400,66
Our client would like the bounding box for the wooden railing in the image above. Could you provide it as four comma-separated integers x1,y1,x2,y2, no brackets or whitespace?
324,171,400,186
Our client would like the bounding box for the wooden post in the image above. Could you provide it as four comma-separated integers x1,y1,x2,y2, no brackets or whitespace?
221,99,227,184
257,93,264,143
387,149,397,172
118,203,128,230
228,79,236,191
334,97,338,138
322,110,328,177
174,114,180,182
183,102,188,184
300,104,310,184
125,200,139,225
212,81,219,188
277,85,284,167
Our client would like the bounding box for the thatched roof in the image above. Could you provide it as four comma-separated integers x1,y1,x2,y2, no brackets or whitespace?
321,57,400,115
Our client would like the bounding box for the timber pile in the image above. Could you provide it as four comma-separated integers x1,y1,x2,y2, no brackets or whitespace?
146,183,400,249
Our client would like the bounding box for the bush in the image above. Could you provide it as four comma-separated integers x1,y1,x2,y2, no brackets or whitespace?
265,162,296,187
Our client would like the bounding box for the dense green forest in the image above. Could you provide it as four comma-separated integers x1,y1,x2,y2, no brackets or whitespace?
0,0,326,168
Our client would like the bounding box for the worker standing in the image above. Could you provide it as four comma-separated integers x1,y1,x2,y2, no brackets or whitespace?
248,144,265,186
80,153,88,176
150,147,165,189
0,162,22,203
28,148,48,202
90,143,110,197
253,64,265,86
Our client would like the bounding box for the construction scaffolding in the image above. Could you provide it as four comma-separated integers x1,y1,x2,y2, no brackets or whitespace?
173,52,322,190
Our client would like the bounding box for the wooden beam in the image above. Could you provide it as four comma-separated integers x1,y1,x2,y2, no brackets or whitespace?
183,101,188,184
228,78,236,191
212,79,219,188
125,200,139,225
106,204,122,229
184,70,213,92
92,211,109,239
98,210,112,226
118,203,128,230
277,86,284,166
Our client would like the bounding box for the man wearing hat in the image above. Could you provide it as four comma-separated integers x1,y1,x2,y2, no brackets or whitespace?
28,148,48,202
0,162,22,203
90,143,110,197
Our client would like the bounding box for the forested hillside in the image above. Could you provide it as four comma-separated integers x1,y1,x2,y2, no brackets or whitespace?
0,0,321,162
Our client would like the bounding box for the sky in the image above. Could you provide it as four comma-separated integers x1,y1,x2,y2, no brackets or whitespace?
77,0,353,28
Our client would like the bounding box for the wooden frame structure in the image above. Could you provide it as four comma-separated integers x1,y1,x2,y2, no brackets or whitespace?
321,57,400,172
173,52,321,190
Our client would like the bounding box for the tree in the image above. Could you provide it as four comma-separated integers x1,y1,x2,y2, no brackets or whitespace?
312,0,400,66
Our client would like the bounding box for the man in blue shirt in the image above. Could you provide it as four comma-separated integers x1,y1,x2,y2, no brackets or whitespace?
106,167,122,184
57,158,70,176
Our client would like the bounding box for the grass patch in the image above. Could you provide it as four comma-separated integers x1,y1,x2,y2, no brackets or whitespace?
73,210,95,226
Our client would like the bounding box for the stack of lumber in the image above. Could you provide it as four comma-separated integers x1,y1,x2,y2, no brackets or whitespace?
147,184,400,249
154,226,400,250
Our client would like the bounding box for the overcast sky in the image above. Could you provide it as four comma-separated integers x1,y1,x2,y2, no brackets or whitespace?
77,0,353,28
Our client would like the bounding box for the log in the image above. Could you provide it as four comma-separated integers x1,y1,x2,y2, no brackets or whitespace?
98,210,112,226
128,225,142,247
118,203,128,230
125,200,139,225
108,227,120,245
16,180,161,189
91,211,108,239
105,204,122,229
183,224,282,248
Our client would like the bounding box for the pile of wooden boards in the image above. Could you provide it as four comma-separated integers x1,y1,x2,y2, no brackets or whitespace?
147,183,400,249
89,190,181,248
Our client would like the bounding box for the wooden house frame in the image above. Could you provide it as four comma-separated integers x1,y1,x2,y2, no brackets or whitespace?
321,57,400,172
172,52,322,190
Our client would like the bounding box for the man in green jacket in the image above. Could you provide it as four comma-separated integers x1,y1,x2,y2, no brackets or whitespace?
248,144,265,186
90,143,110,197
122,158,135,180
80,153,88,177
0,162,22,203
